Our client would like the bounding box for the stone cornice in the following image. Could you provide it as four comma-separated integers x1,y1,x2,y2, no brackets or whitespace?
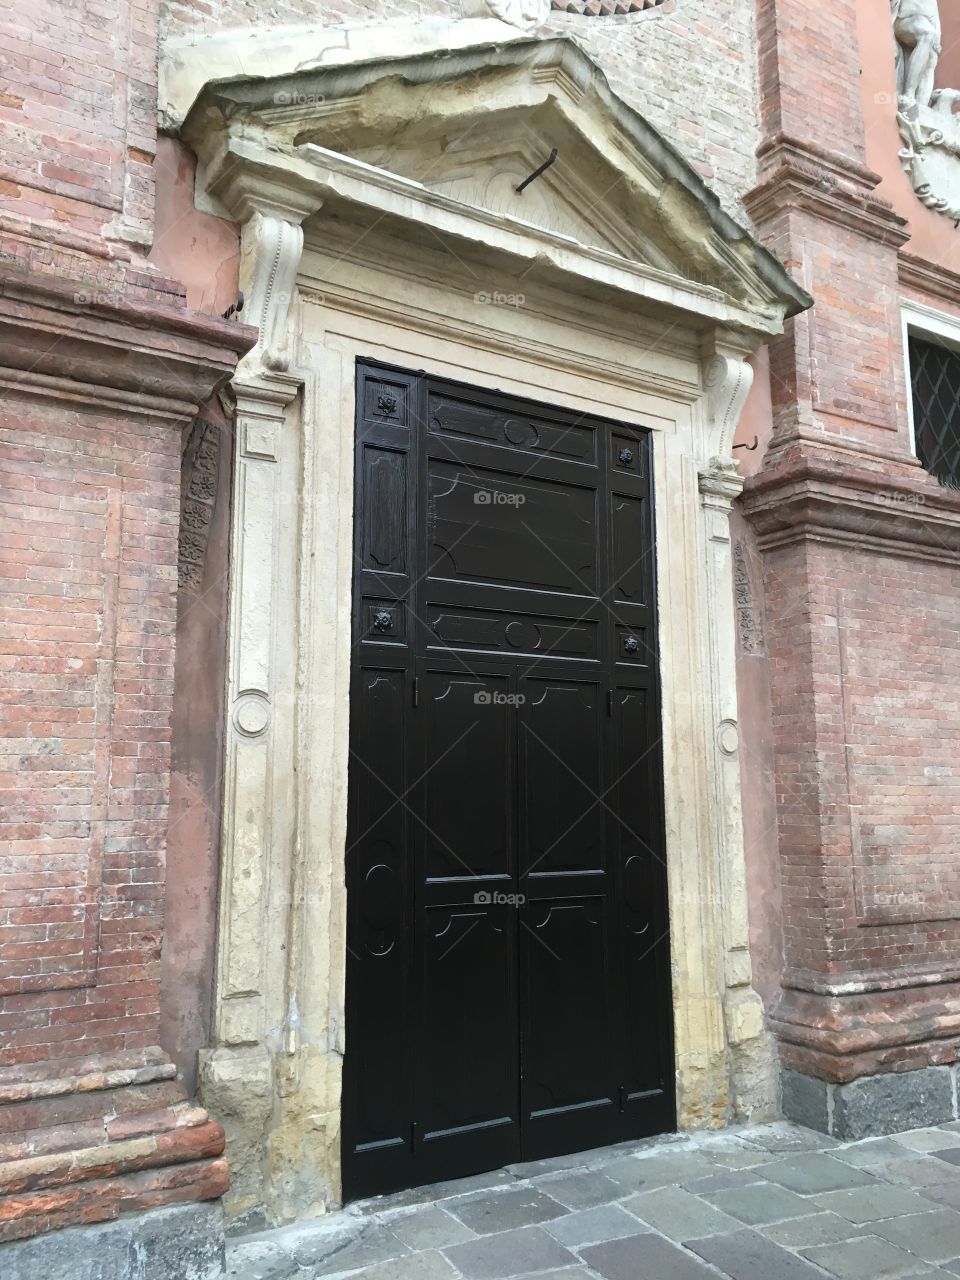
740,443,960,565
899,251,960,308
745,133,911,249
0,264,256,419
770,982,960,1083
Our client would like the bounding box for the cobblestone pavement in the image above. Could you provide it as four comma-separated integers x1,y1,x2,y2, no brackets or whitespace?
228,1121,960,1280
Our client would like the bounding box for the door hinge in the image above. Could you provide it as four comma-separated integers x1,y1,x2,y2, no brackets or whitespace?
413,676,420,707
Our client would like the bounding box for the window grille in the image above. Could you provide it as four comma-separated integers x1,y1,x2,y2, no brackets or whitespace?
909,336,960,489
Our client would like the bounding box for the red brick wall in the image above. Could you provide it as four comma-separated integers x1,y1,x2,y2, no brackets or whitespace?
763,531,960,989
0,0,158,248
756,0,865,161
0,391,179,1066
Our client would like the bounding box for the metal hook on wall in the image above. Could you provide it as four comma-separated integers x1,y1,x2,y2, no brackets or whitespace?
733,435,759,452
516,149,558,194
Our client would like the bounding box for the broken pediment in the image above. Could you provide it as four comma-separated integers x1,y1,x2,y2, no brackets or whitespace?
180,30,809,336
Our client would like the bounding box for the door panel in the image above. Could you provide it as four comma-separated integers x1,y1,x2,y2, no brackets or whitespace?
343,361,674,1201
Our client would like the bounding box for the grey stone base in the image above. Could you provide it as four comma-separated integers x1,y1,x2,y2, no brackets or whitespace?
782,1064,959,1140
2,1201,225,1280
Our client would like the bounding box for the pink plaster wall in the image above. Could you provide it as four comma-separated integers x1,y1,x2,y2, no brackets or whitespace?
149,137,240,318
152,138,241,1087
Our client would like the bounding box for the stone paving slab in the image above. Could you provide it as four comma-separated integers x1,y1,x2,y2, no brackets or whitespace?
762,1212,872,1248
893,1130,960,1155
388,1207,476,1251
815,1186,936,1223
542,1203,646,1247
444,1187,566,1235
801,1233,932,1279
688,1226,827,1279
763,1154,878,1195
701,1181,816,1225
579,1231,717,1279
226,1120,960,1280
871,1210,960,1264
623,1185,742,1241
529,1169,622,1209
442,1225,574,1278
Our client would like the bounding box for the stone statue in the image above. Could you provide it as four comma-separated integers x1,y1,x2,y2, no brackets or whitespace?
891,0,960,221
891,0,942,108
461,0,551,31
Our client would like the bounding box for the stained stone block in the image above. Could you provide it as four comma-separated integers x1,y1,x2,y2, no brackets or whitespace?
443,1225,575,1278
602,1150,715,1191
702,1182,814,1225
623,1186,741,1241
763,1154,877,1195
389,1206,477,1250
348,1251,458,1280
782,1071,830,1134
833,1069,957,1141
871,1210,960,1264
579,1232,717,1280
445,1187,566,1235
815,1185,937,1223
762,1211,872,1248
532,1170,622,1209
545,1203,649,1247
802,1234,931,1280
687,1227,827,1279
2,1203,226,1280
304,1226,409,1273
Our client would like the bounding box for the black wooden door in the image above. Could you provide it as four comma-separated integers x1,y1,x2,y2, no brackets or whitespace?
343,361,674,1201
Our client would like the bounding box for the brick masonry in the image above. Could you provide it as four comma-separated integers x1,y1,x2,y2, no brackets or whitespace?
740,0,960,1113
0,0,253,1254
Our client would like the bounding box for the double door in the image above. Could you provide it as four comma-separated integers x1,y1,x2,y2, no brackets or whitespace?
342,361,674,1200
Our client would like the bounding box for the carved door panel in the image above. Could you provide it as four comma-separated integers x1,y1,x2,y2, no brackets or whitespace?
342,363,674,1200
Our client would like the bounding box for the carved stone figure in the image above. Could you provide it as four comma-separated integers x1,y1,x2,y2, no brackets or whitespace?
892,0,942,108
461,0,550,31
891,0,960,221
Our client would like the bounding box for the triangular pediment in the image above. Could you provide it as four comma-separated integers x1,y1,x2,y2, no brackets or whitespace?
182,30,809,330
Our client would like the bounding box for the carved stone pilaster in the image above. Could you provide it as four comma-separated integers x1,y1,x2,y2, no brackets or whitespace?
696,346,772,1113
196,168,316,1217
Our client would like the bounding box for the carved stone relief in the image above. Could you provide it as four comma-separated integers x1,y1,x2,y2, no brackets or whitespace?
178,418,220,590
733,538,765,656
892,0,960,221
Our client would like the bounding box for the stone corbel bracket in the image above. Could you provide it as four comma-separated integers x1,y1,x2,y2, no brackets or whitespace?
699,334,755,488
203,153,323,383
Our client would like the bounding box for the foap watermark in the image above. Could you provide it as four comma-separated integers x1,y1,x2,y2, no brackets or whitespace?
874,491,926,508
474,891,526,907
474,489,525,506
474,691,526,707
274,89,326,107
474,290,525,309
74,290,124,308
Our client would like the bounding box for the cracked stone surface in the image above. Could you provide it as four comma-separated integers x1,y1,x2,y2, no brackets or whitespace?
226,1121,960,1279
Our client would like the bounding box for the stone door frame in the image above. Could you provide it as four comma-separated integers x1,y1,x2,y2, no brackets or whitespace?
176,31,806,1222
